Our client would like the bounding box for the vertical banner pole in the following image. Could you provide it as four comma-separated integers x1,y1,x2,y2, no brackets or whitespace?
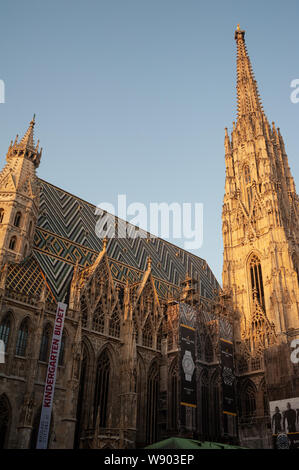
36,302,67,449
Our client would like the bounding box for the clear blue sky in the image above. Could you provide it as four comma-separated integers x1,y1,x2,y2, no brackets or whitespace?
0,0,298,284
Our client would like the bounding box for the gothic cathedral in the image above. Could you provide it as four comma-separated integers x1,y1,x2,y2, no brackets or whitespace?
0,26,298,450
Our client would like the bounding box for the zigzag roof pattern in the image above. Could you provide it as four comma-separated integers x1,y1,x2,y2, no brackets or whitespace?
5,256,56,303
32,179,220,302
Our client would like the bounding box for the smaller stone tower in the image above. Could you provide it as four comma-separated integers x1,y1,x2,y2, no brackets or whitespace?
0,116,42,265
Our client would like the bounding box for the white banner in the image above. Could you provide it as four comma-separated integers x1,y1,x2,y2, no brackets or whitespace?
36,302,67,449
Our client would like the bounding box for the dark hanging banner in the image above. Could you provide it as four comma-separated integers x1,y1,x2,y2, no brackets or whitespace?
220,339,236,416
178,304,197,433
180,325,197,408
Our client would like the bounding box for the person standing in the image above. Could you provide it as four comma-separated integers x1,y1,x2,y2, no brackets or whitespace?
272,407,282,434
283,403,296,433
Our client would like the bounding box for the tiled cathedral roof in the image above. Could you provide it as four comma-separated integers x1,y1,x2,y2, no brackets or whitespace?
31,179,220,301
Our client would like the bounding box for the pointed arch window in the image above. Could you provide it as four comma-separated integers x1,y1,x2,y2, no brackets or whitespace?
0,395,11,449
142,316,153,348
94,350,110,428
15,319,29,357
0,209,4,224
9,236,17,251
249,255,265,311
14,212,22,228
146,363,159,444
0,315,11,349
92,303,105,333
242,381,257,418
39,325,51,362
244,165,253,209
109,309,120,338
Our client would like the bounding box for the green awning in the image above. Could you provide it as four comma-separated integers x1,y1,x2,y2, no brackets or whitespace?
145,438,246,449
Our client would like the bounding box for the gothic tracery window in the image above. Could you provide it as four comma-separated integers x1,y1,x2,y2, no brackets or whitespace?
142,316,153,348
249,255,265,310
251,311,272,349
242,381,257,418
109,309,120,338
92,303,105,333
0,315,11,349
15,318,29,357
39,324,51,362
146,362,159,444
94,350,110,428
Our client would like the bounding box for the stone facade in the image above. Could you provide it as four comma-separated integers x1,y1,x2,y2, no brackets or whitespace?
0,118,227,449
223,25,299,448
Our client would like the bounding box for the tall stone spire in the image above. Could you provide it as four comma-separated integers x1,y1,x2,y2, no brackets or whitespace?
222,27,299,350
235,25,263,119
0,117,42,264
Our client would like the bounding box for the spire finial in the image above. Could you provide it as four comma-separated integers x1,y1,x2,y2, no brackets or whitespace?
19,116,36,147
147,256,152,270
237,24,240,31
235,27,263,119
